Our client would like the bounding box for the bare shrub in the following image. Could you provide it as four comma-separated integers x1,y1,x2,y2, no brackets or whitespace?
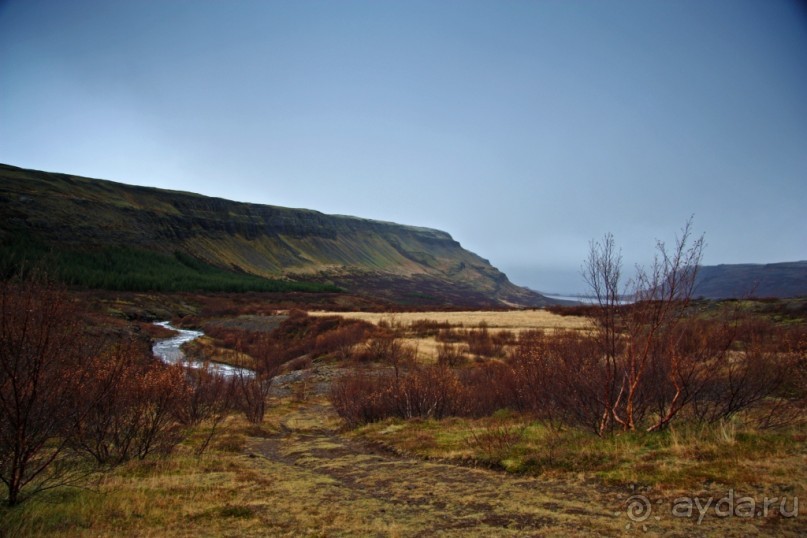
437,343,467,367
233,370,271,424
203,310,374,364
501,308,803,436
74,341,190,465
333,330,605,428
394,365,465,419
180,368,235,427
458,360,519,416
580,220,707,433
330,364,466,426
686,318,800,428
0,275,95,505
179,368,235,456
493,329,517,347
467,323,503,358
329,370,393,427
507,329,606,432
359,333,417,368
233,334,284,423
434,325,513,358
579,219,802,434
436,327,465,344
313,322,369,360
410,319,453,338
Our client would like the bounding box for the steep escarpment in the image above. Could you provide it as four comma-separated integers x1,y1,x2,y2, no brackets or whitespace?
0,163,553,306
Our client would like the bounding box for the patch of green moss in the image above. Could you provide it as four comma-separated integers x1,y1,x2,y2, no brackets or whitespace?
0,234,341,293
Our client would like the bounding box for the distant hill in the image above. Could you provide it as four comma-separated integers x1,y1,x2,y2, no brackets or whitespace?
694,261,807,299
0,163,555,307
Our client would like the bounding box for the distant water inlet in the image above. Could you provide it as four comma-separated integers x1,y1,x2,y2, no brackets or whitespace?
152,321,253,378
542,294,633,305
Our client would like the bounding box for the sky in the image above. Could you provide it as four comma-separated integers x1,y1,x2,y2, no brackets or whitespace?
1,0,805,294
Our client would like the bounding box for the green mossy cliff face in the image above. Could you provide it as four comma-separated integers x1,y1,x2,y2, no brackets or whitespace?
0,163,552,306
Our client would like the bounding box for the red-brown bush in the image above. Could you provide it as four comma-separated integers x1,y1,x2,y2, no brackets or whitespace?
329,365,466,427
0,275,96,505
203,311,375,365
330,316,804,434
74,341,190,465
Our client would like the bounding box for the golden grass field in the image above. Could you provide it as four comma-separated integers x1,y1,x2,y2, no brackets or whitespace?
310,309,593,363
310,309,593,332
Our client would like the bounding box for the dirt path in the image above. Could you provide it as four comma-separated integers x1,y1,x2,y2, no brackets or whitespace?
233,373,802,537
242,399,632,537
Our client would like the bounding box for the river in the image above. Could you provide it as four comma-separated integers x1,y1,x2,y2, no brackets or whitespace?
151,321,253,378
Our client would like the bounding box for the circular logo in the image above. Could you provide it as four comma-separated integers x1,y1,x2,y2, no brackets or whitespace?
625,494,652,522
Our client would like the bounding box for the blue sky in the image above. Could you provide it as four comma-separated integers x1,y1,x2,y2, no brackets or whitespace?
1,0,805,293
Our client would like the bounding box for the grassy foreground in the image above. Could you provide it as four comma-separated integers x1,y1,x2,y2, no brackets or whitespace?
2,388,804,537
2,304,804,536
354,412,806,491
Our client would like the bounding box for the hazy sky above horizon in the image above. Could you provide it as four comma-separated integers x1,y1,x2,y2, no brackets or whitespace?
1,0,805,293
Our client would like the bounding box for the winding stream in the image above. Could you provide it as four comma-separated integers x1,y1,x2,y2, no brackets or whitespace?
152,321,253,378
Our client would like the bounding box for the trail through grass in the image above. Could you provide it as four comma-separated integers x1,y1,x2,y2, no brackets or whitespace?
2,371,804,537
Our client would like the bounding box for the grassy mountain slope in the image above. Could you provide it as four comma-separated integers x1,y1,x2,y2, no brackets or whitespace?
0,163,553,306
694,261,807,299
